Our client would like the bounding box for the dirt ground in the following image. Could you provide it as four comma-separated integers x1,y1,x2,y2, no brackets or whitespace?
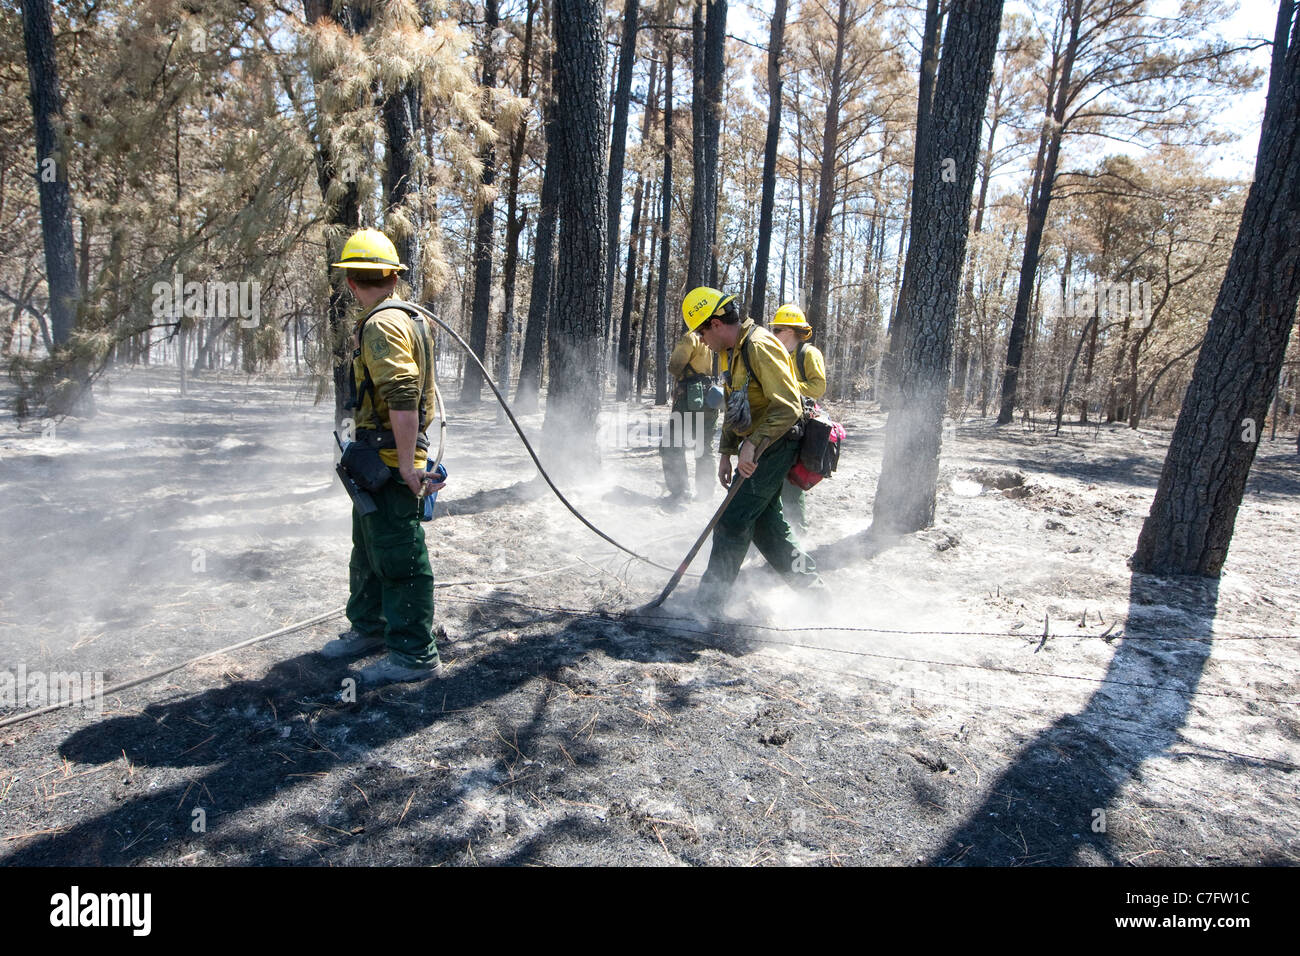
0,368,1297,866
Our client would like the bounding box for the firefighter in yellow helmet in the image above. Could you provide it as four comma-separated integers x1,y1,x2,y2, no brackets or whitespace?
322,228,446,687
682,287,824,610
771,303,826,537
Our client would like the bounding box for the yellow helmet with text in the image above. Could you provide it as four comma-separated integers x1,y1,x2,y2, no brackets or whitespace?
772,303,810,329
682,286,737,332
332,228,408,275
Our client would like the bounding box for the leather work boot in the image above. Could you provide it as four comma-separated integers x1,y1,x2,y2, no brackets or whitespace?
357,653,441,687
320,629,385,660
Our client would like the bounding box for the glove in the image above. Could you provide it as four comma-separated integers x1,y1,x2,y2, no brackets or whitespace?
724,387,751,433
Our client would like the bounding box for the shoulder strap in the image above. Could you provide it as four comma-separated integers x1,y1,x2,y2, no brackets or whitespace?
356,299,433,431
739,335,761,392
796,342,808,382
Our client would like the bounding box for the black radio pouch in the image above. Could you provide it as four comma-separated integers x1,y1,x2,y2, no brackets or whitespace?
341,441,392,493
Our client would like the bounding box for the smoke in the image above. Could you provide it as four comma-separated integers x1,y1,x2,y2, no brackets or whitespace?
0,370,349,680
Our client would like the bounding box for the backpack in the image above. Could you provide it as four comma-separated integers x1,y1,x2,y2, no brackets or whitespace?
787,401,846,491
347,299,435,435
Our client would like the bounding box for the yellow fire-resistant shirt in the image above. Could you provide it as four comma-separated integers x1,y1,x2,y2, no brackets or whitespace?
352,305,437,469
668,331,713,380
792,342,827,400
718,319,803,455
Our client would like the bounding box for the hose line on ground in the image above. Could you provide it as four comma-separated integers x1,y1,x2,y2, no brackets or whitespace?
393,299,679,575
0,561,596,730
0,309,697,729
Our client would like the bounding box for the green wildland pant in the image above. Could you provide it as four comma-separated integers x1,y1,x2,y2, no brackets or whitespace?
660,394,718,498
346,469,440,667
697,434,823,605
781,478,807,538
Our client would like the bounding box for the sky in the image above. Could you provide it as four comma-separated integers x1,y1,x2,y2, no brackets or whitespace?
1197,0,1279,179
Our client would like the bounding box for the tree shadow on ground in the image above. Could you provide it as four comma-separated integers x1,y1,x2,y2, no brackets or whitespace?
808,524,900,571
1,600,737,866
602,485,668,508
958,447,1165,491
1244,451,1300,499
928,572,1219,866
433,479,546,518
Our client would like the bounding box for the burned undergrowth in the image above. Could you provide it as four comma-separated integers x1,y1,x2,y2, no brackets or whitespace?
1,370,1297,866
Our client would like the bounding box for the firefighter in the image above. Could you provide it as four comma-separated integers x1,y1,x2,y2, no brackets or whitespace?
321,229,445,686
681,287,824,610
771,303,826,537
660,327,718,508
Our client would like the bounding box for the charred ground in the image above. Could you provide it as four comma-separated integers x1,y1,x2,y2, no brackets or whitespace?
0,370,1296,866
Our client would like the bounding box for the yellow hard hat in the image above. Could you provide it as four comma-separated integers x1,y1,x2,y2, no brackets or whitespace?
682,286,736,332
332,228,407,274
772,303,810,329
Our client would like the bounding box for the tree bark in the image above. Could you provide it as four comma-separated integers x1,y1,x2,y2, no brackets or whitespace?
1054,312,1095,435
461,0,501,404
749,0,788,325
873,0,1006,534
805,0,848,330
542,0,608,471
383,81,422,301
1131,0,1300,577
885,0,943,366
21,0,78,350
954,74,1002,396
636,180,657,400
604,0,640,357
616,60,658,401
303,0,366,424
686,0,726,291
1079,306,1099,421
515,0,558,415
654,34,675,405
997,0,1081,424
498,0,537,401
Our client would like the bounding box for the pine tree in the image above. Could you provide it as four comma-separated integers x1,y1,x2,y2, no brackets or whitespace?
873,0,1006,535
542,0,608,471
748,0,788,326
1131,0,1300,577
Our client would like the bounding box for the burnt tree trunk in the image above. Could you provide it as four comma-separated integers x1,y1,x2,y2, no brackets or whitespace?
515,0,558,415
749,0,788,325
873,0,1005,535
616,59,658,400
654,34,675,405
805,0,848,330
1079,307,1100,421
636,181,657,400
304,0,366,424
542,0,608,469
885,0,942,366
954,74,1001,396
603,0,640,357
383,81,422,300
21,0,78,350
462,0,501,403
997,0,1080,425
1131,0,1300,577
686,0,726,291
498,0,537,401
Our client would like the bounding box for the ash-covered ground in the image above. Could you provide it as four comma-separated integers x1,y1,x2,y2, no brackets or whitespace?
0,368,1297,866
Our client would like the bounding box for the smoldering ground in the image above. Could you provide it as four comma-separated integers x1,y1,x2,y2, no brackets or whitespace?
0,368,1297,866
